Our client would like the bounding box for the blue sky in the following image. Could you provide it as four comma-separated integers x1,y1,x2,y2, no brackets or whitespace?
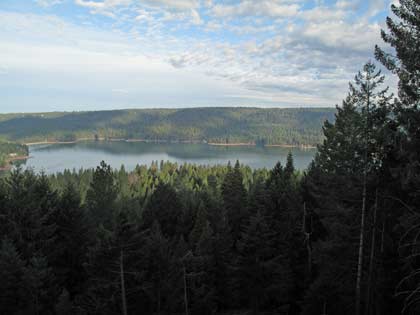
0,0,396,113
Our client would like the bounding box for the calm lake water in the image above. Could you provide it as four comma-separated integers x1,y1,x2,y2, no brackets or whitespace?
21,141,317,174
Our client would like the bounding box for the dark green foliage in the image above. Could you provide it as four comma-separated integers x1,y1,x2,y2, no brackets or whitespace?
222,161,248,243
234,212,292,314
0,239,27,314
81,211,145,314
143,222,172,314
85,161,118,229
0,159,304,314
375,1,420,313
302,62,394,315
50,183,91,298
143,182,182,237
375,0,419,105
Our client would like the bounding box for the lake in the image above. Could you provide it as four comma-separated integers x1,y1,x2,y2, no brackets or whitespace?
21,141,317,174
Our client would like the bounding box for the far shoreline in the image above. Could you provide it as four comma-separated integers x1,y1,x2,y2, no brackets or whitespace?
0,155,30,172
23,138,317,149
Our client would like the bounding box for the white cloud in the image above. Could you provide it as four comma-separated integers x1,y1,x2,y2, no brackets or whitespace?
296,20,382,52
367,0,390,17
74,0,130,9
0,0,397,111
335,0,360,10
74,0,199,11
190,9,202,25
300,6,346,22
0,12,257,110
142,0,199,10
212,1,300,18
160,8,202,25
73,0,131,17
35,0,64,7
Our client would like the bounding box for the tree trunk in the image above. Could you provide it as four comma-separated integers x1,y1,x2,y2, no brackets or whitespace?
157,263,161,315
120,249,128,315
183,265,189,315
365,189,378,315
303,202,312,279
380,219,385,254
356,179,367,315
356,80,371,315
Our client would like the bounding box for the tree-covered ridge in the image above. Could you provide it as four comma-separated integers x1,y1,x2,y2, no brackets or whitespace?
0,107,335,146
0,141,28,168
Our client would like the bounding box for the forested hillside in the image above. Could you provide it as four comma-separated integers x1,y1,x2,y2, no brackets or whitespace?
0,108,335,146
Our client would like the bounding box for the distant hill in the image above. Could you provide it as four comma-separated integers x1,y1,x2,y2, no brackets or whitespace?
0,107,336,146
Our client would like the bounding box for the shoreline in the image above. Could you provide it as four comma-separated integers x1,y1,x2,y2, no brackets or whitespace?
24,137,93,146
207,142,254,147
0,155,30,171
23,138,317,149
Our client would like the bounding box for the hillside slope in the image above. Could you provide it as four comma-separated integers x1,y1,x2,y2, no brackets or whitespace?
0,107,335,146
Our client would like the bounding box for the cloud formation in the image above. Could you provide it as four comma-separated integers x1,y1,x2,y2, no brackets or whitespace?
0,0,397,112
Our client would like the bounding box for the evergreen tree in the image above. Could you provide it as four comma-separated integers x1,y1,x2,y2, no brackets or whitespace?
234,212,291,314
375,0,419,106
222,160,248,244
303,62,393,315
284,151,295,180
81,211,145,314
50,183,91,298
143,182,182,237
186,221,218,315
23,255,57,315
189,201,208,248
168,235,191,314
143,221,171,314
0,239,28,314
85,161,118,229
375,1,420,313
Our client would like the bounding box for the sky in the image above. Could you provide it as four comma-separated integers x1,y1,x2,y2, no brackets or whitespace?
0,0,397,113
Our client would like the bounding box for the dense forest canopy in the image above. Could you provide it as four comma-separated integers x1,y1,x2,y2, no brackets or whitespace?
0,107,335,146
0,1,419,315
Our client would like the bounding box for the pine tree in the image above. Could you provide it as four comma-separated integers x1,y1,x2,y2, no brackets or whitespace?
143,182,183,237
222,160,248,244
375,1,420,313
168,235,191,314
23,255,57,315
234,212,291,314
354,61,392,315
375,0,419,106
144,221,171,314
189,201,208,248
189,222,218,315
303,62,393,315
284,151,295,180
81,211,145,314
50,182,91,298
85,161,118,229
0,239,28,313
